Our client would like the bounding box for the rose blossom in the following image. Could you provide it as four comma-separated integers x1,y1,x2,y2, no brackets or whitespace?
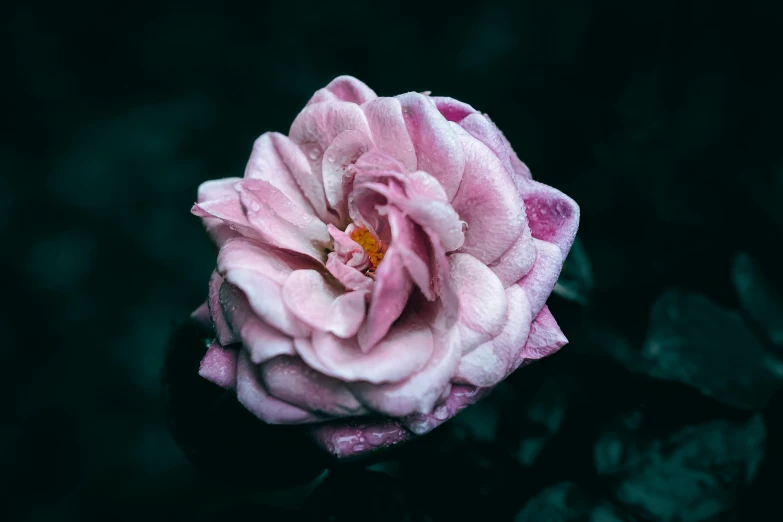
191,76,579,458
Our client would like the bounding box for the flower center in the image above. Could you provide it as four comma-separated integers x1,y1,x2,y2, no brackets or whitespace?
350,226,387,271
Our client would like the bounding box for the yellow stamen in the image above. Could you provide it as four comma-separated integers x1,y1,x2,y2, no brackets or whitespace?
349,226,387,270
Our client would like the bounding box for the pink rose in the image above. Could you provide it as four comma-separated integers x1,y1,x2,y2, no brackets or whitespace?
191,76,579,458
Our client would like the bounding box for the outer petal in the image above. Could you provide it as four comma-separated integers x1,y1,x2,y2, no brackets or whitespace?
282,270,368,338
449,253,508,354
518,239,564,318
516,305,568,366
294,311,434,384
430,96,476,123
310,419,413,458
235,351,322,424
192,195,262,244
194,177,244,247
260,355,366,417
459,112,516,178
519,181,580,256
306,75,377,106
488,116,534,185
450,127,527,265
198,342,238,390
402,385,491,435
208,270,238,346
362,97,417,171
455,283,533,387
217,238,311,337
245,132,327,221
488,225,536,288
349,323,462,416
397,92,465,201
238,179,331,261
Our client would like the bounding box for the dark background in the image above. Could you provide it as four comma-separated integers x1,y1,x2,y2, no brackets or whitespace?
4,1,783,520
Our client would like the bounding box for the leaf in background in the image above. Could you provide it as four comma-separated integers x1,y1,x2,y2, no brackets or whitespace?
640,289,783,410
554,237,593,305
514,482,628,522
608,415,765,522
731,252,783,346
515,380,568,467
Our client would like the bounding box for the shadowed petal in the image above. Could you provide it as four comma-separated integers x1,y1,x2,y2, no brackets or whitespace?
518,239,564,318
517,305,568,365
519,181,580,256
322,130,373,223
199,342,238,390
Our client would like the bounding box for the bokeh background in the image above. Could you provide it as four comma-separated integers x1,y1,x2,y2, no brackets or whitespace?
4,0,783,520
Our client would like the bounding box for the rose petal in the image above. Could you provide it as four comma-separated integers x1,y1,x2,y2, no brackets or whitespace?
310,419,413,458
459,113,516,177
238,179,331,261
235,351,322,424
191,195,261,244
245,132,330,222
517,305,568,365
431,96,476,123
519,181,580,256
306,75,377,106
325,252,374,292
397,92,465,201
282,270,368,338
362,97,417,172
294,311,434,384
261,355,366,417
349,324,461,416
198,342,238,389
208,270,238,346
487,115,534,185
402,384,491,435
218,238,311,337
194,177,244,247
322,129,373,223
190,301,212,330
518,239,564,318
451,126,527,265
455,283,534,387
449,253,508,354
488,224,536,288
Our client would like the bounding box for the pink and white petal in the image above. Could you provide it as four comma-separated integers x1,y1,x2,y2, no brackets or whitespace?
325,253,373,292
192,194,261,245
384,206,434,300
282,270,368,338
396,92,465,201
402,384,491,435
197,177,241,203
288,101,372,194
296,311,434,385
362,97,417,171
450,128,527,265
218,239,311,337
260,355,366,417
455,284,533,387
349,324,462,416
306,75,377,106
430,96,476,123
459,113,515,178
238,179,331,262
486,115,534,186
322,130,373,223
449,253,508,354
245,132,328,221
517,305,568,365
310,419,413,458
208,270,239,346
488,225,537,288
199,342,238,390
518,239,564,318
235,351,322,424
357,245,414,351
520,181,580,257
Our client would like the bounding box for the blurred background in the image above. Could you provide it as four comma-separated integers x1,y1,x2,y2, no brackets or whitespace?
4,0,783,520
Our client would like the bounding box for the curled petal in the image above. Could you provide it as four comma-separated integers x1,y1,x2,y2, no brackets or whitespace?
194,177,244,247
518,239,564,318
517,305,568,366
362,97,417,171
294,311,434,384
326,252,374,292
208,270,238,346
402,385,490,435
451,126,527,265
235,351,322,424
306,75,377,106
310,419,413,458
261,355,366,417
322,130,373,223
455,284,533,387
282,270,368,338
218,239,311,337
488,225,536,288
397,92,465,201
431,96,476,123
199,342,238,390
238,179,331,261
245,132,328,221
350,325,462,416
520,181,580,257
449,253,508,354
